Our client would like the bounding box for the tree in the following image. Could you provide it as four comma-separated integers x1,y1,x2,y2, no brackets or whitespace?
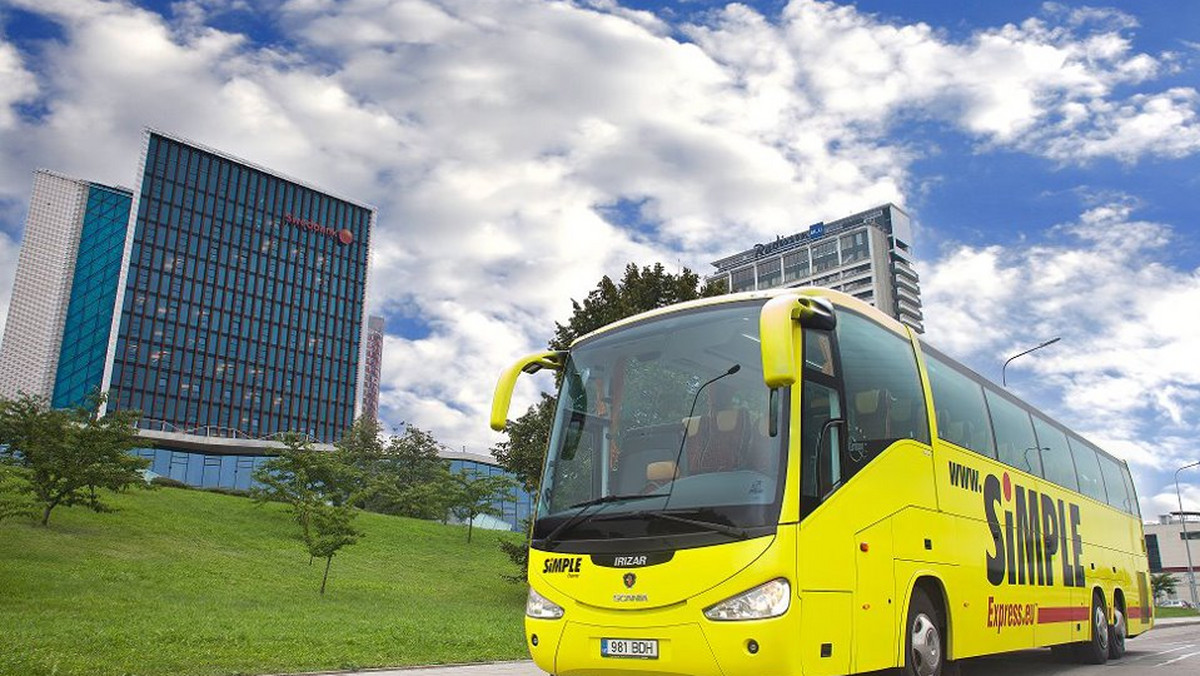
303,500,362,595
449,469,516,543
0,464,35,522
0,393,147,526
491,393,556,495
360,424,455,520
492,262,724,578
253,432,363,593
1152,572,1178,602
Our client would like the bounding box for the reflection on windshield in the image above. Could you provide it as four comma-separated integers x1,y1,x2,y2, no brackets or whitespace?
534,302,787,548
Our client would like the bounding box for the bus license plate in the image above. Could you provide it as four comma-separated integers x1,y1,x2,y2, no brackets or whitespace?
601,638,659,659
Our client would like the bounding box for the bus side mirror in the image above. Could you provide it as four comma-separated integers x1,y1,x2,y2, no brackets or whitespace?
490,350,566,431
759,294,836,388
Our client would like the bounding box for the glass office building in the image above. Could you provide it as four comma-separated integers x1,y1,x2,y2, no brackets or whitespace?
1,131,376,446
707,203,924,333
100,131,375,442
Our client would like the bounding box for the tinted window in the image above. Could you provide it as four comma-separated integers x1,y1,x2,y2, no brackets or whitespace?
1097,452,1131,512
984,388,1041,476
1121,465,1141,518
1031,415,1077,491
923,348,995,457
1068,436,1107,504
836,311,930,472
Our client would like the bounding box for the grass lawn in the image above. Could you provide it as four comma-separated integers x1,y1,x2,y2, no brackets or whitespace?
1155,606,1200,618
0,487,529,676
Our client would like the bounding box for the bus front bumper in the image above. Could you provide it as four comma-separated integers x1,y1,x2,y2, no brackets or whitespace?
527,613,800,676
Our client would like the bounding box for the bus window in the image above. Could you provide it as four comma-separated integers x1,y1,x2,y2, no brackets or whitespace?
923,347,995,457
801,379,842,515
984,388,1042,476
1068,435,1108,504
1098,452,1131,512
1120,464,1142,517
835,311,929,471
1031,414,1078,491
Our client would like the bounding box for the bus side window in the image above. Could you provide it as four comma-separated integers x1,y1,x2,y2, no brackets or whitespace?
1097,451,1131,512
983,387,1042,477
1120,464,1141,517
835,311,929,471
923,347,996,458
1031,414,1078,491
1068,435,1108,504
800,378,842,516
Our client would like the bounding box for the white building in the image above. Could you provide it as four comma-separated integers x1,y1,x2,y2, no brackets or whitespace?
707,203,923,333
1145,514,1200,605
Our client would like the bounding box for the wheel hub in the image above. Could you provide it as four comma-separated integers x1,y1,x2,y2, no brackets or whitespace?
910,613,941,676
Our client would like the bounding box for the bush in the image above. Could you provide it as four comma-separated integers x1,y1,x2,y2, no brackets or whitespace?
199,486,251,498
150,476,192,490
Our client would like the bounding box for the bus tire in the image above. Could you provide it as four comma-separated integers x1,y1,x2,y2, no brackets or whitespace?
1074,591,1109,665
903,588,946,676
1107,603,1126,660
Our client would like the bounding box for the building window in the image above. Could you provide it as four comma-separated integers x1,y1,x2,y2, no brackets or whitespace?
730,266,755,292
1146,534,1162,572
812,240,839,273
840,230,870,265
782,250,809,283
756,258,782,289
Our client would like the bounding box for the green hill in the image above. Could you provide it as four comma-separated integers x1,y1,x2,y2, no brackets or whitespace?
0,486,529,676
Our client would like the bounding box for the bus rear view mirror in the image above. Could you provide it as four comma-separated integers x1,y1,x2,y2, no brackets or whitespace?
759,294,836,389
490,350,566,430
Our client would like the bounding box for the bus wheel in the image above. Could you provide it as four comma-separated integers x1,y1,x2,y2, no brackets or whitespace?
904,588,945,676
1107,604,1126,660
1074,591,1109,665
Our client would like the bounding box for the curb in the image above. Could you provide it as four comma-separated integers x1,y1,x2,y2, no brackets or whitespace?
272,661,535,676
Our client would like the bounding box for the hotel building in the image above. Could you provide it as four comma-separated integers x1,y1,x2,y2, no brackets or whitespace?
707,203,924,333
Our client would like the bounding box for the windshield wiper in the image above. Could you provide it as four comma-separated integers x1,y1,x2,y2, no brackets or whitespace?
634,510,750,540
540,492,667,550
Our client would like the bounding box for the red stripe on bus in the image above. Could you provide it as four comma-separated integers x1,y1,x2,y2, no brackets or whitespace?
1037,607,1089,623
1126,607,1143,619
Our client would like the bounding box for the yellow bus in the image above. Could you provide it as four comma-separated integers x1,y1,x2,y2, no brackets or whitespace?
491,287,1152,676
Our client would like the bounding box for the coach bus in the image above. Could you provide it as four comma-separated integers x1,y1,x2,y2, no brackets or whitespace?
490,287,1152,676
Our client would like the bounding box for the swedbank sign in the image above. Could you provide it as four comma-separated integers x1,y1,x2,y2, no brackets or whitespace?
284,212,353,245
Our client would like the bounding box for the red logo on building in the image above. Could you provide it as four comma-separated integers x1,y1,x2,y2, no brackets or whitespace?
284,213,352,245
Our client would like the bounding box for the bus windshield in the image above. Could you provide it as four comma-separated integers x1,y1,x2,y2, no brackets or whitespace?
533,301,787,551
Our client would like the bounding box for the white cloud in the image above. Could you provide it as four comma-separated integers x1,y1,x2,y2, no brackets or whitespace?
921,203,1200,516
0,0,1198,465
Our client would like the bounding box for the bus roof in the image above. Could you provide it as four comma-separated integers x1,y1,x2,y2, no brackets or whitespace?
569,286,911,349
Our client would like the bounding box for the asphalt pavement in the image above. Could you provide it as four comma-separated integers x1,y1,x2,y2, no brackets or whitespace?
301,617,1200,676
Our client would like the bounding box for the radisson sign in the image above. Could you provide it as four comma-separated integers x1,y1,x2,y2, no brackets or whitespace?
284,212,353,245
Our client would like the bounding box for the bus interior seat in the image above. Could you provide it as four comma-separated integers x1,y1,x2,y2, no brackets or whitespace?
685,407,749,473
646,461,677,483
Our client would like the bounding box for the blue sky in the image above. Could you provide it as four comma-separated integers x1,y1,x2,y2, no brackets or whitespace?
0,0,1197,516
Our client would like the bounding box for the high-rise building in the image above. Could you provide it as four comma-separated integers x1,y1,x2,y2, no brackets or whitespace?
0,171,132,404
0,130,376,454
361,315,385,421
707,203,924,332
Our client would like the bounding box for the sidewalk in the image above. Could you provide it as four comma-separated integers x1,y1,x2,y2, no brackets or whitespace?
301,661,543,676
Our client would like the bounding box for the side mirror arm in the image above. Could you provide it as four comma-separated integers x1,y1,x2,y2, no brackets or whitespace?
490,351,566,431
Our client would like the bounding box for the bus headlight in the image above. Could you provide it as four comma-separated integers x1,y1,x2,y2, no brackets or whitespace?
526,587,565,619
703,578,790,621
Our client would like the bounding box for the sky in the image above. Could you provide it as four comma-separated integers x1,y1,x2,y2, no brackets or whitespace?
0,0,1198,518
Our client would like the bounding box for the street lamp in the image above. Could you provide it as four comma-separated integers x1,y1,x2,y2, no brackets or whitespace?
1002,337,1061,387
1176,460,1200,608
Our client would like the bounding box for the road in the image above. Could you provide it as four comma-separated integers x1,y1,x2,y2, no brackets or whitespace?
311,622,1200,676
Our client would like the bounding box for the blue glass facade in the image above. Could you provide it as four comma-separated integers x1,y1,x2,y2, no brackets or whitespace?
108,133,373,442
133,448,270,491
447,458,535,528
52,184,133,409
135,449,535,530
